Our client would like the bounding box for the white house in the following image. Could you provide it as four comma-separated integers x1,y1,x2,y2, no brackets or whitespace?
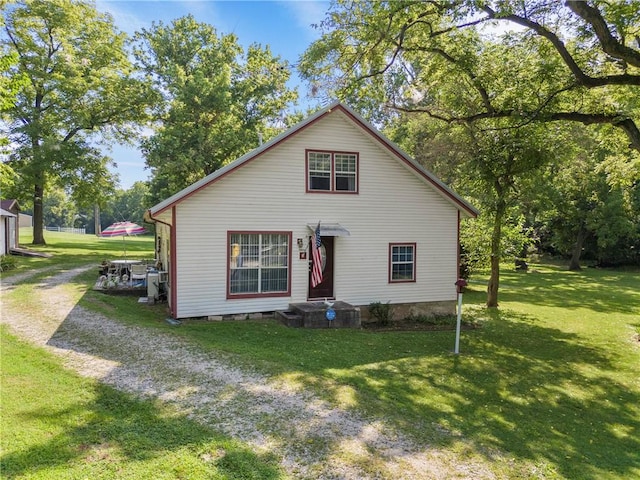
1,199,20,256
144,102,478,321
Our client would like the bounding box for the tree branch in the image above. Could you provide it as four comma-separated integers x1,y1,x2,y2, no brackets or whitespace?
482,5,640,87
566,0,640,68
552,113,640,150
392,102,640,151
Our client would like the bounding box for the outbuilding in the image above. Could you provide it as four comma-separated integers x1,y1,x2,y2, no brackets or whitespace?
144,102,478,321
1,199,20,256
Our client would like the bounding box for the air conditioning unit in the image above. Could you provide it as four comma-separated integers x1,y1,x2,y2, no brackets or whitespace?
147,272,160,300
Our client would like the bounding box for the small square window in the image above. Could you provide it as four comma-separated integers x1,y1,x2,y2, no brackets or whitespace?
308,152,332,191
389,243,416,283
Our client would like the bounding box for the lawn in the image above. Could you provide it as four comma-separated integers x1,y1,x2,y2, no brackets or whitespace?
3,230,640,479
0,327,285,480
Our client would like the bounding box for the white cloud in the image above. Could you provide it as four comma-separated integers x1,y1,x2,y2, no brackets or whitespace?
279,0,330,39
95,0,150,35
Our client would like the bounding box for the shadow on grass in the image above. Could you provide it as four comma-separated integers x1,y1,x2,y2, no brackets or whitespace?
2,374,284,480
169,308,640,478
10,264,638,479
496,266,640,314
327,309,640,479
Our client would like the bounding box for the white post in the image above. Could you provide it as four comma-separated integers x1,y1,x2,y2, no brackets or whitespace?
454,292,463,354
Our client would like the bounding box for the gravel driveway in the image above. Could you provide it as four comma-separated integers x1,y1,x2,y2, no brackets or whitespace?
1,266,492,479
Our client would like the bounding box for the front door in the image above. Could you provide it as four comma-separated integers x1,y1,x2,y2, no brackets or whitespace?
308,235,334,299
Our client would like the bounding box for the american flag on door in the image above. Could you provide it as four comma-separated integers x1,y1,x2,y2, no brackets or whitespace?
311,221,323,287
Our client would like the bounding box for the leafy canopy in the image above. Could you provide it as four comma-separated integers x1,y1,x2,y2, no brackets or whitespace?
134,15,298,202
2,0,156,244
300,0,640,150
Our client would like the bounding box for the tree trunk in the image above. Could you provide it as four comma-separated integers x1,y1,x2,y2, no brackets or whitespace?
487,201,505,308
94,204,101,236
568,227,587,271
32,181,46,245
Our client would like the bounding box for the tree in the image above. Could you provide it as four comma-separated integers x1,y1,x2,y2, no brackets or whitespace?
300,0,639,305
71,181,151,234
0,0,26,113
524,126,640,269
105,181,150,229
2,0,155,244
42,185,76,228
133,15,298,203
392,115,555,306
300,0,640,150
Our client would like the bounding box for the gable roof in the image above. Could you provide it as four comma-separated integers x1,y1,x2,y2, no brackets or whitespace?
1,199,20,213
146,102,479,219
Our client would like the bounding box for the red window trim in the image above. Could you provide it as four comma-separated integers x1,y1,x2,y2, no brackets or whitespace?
388,242,417,283
305,149,359,194
226,231,292,299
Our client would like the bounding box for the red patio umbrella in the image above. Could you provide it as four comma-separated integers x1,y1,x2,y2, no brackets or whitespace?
101,221,146,259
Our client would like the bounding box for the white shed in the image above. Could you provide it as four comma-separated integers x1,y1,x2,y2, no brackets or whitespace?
1,199,20,256
145,102,478,320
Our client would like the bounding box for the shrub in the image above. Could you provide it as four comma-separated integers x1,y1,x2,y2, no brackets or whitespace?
369,301,393,326
0,255,17,272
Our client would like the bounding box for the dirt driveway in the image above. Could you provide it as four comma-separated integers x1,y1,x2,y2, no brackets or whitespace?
1,266,492,479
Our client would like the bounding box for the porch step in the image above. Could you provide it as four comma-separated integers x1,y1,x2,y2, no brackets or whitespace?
279,301,361,329
276,310,304,328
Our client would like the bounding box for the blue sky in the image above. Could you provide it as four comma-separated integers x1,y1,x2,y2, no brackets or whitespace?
95,0,330,189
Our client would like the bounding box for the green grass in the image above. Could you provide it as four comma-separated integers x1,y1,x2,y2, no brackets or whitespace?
0,326,285,480
2,228,156,274
3,231,640,479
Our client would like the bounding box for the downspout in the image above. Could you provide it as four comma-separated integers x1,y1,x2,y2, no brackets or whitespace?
145,208,176,318
144,208,172,265
457,210,461,282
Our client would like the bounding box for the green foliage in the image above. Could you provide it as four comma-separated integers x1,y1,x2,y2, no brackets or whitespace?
42,186,76,228
0,161,16,191
0,254,18,271
2,0,156,243
99,181,151,229
519,126,640,268
460,212,532,275
16,182,153,239
0,49,26,111
300,1,640,148
368,301,393,326
300,0,640,286
133,15,298,203
391,112,559,304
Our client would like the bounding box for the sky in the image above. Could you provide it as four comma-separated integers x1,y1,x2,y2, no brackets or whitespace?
94,0,330,189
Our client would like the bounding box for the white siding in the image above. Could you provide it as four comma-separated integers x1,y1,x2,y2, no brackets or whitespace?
172,110,459,318
1,218,7,255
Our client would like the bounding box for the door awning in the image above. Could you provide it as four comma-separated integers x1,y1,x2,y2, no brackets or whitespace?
307,223,350,237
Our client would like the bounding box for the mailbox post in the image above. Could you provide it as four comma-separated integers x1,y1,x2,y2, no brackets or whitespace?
454,279,468,354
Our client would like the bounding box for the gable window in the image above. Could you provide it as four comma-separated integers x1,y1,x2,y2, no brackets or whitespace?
389,243,416,283
307,150,358,193
228,232,291,298
308,152,331,191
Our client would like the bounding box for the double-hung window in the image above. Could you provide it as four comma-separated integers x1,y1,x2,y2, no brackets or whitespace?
389,243,416,283
228,232,291,297
307,150,358,193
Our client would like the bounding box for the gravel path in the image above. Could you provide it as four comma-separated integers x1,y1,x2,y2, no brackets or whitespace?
1,266,493,479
